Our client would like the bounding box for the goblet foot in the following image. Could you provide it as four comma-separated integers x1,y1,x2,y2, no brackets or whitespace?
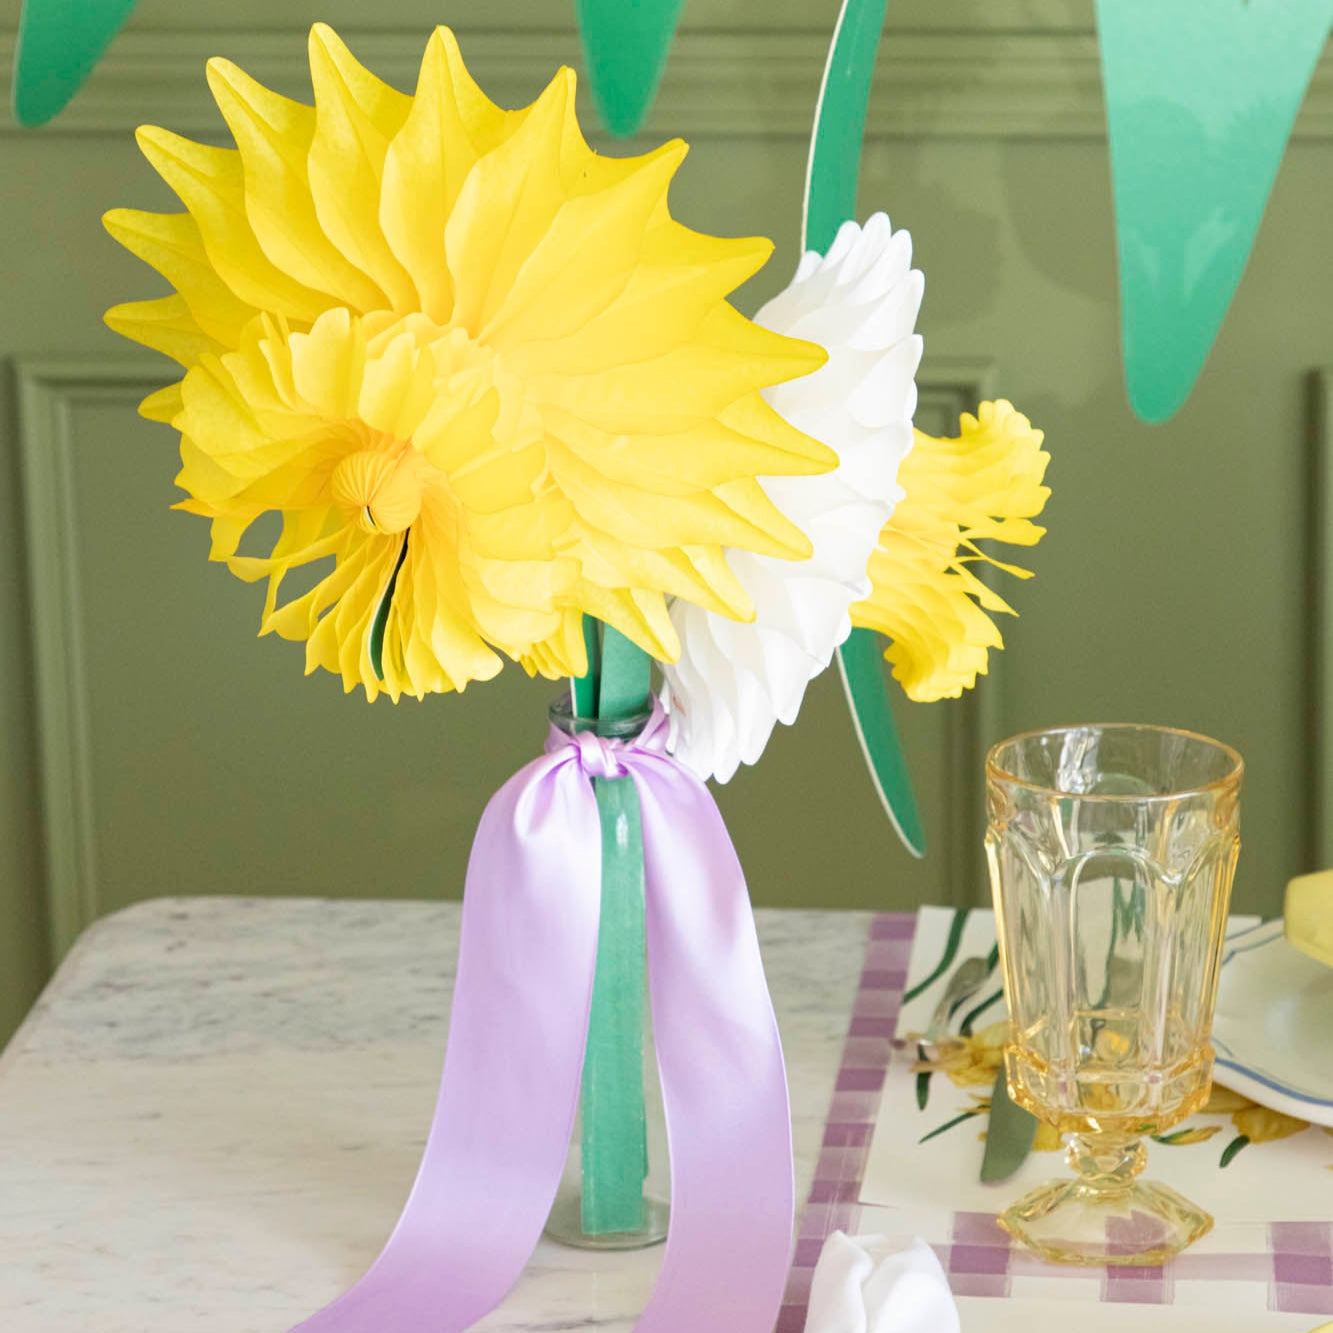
544,1192,669,1251
997,1133,1212,1265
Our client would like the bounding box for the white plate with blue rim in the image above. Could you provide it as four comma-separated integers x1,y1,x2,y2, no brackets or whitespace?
1212,918,1333,1127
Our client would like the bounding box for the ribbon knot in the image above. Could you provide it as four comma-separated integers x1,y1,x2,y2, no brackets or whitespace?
569,730,629,780
545,700,673,780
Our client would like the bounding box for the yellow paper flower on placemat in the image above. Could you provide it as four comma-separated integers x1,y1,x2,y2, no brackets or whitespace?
913,1022,1008,1089
851,400,1050,702
103,25,833,698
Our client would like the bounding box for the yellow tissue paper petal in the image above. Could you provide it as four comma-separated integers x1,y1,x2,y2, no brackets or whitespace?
356,330,439,441
306,24,416,312
379,27,507,323
205,57,387,311
1286,869,1333,967
1232,1104,1310,1144
572,582,681,663
102,209,257,346
138,382,184,424
287,308,366,419
528,303,827,435
134,126,332,323
480,140,686,348
502,228,773,378
104,25,834,698
852,400,1050,701
444,68,573,334
105,295,224,366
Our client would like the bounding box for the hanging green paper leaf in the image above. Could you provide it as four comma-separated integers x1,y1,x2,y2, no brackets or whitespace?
13,0,139,127
576,0,687,138
1097,0,1333,423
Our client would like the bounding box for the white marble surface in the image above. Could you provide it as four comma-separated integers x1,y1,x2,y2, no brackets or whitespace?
0,897,870,1332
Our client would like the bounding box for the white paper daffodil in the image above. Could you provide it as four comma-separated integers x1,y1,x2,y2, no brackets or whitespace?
662,213,923,782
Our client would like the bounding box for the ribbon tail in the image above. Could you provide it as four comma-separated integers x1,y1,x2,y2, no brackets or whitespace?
630,755,794,1333
290,750,603,1333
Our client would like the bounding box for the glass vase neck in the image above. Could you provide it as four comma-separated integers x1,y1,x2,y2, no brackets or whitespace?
548,693,653,741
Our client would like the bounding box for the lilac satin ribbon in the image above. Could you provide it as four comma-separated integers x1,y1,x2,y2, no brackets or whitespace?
292,704,794,1333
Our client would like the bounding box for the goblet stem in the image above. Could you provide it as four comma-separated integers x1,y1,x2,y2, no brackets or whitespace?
1065,1133,1146,1200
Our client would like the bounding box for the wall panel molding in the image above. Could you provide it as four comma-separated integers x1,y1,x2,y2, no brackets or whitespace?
14,359,163,958
913,356,997,908
1311,366,1333,870
3,28,1330,141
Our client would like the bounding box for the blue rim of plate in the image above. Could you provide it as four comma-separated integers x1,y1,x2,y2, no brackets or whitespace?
1213,919,1333,1114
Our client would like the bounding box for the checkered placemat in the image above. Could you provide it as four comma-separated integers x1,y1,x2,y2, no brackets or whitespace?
776,912,1333,1331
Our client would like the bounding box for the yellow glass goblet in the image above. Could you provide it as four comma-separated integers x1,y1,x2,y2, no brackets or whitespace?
985,723,1243,1266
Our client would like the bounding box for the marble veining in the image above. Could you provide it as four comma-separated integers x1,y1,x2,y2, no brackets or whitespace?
0,897,870,1332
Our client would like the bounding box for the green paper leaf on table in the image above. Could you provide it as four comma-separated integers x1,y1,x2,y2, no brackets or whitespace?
981,1063,1037,1183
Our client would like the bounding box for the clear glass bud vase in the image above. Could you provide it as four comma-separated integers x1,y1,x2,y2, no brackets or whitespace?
543,695,670,1250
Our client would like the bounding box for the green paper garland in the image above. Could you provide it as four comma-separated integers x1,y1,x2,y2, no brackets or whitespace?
1097,0,1333,422
575,0,687,138
13,0,139,127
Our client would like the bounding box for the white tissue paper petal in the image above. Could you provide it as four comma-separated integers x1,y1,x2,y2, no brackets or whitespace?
662,213,923,782
803,1232,960,1333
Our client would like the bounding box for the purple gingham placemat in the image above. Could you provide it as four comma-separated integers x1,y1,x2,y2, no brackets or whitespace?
777,912,915,1332
776,911,1333,1330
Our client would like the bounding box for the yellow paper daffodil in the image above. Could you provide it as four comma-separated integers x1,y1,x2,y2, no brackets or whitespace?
851,400,1051,702
912,1021,1009,1088
104,25,833,699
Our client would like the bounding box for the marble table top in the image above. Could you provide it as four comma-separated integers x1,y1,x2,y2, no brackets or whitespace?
0,897,869,1332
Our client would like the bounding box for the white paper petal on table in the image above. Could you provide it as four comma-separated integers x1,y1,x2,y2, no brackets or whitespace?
804,1231,961,1333
663,213,923,782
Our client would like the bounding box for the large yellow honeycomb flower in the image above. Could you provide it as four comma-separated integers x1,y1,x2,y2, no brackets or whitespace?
103,25,832,698
851,400,1050,701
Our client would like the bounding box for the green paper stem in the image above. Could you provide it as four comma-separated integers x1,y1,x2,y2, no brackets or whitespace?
597,624,652,719
573,618,654,1236
803,0,927,858
836,634,926,857
571,615,601,719
581,774,648,1233
801,0,889,256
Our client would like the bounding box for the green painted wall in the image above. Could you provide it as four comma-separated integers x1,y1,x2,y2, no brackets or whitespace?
1,2,1329,1041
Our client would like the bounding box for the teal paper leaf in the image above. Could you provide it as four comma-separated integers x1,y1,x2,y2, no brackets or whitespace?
801,0,927,856
13,0,139,127
576,0,687,138
1097,0,1333,422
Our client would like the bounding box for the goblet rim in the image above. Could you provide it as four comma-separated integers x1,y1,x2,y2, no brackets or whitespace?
986,721,1244,803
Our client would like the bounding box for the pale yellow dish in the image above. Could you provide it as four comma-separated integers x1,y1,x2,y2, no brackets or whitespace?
1285,869,1333,968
